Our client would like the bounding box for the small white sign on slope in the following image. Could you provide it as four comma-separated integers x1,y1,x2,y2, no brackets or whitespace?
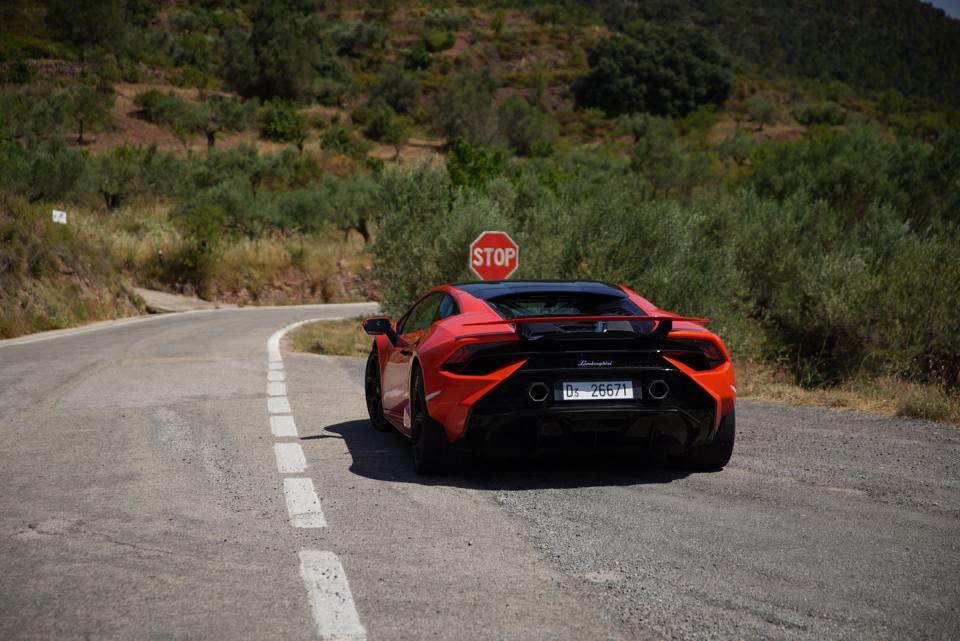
52,209,67,224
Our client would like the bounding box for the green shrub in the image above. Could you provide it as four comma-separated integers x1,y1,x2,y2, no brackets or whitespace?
446,139,506,188
0,140,87,203
422,28,455,53
321,124,372,159
329,20,390,57
497,97,558,157
791,102,847,126
2,61,33,84
628,115,708,198
404,43,432,70
896,390,953,422
575,22,733,117
259,101,308,146
747,97,778,127
373,163,511,315
165,202,228,297
431,69,498,145
370,64,420,114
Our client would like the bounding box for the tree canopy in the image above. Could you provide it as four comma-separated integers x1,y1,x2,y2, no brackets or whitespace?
575,21,734,117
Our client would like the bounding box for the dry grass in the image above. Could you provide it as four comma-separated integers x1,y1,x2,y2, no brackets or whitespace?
0,197,144,338
738,361,960,424
286,318,372,359
70,199,374,305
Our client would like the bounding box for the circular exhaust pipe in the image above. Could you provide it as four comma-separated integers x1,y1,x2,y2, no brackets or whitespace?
527,382,551,403
648,379,670,401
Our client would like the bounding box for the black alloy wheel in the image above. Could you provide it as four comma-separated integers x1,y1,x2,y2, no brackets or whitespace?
365,347,391,431
410,368,453,475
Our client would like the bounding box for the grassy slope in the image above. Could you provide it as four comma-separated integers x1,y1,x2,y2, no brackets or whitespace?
0,196,144,338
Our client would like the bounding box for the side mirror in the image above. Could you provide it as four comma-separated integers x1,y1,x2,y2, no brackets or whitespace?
362,317,398,345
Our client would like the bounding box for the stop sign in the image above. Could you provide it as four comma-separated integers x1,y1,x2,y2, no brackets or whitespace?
469,231,519,280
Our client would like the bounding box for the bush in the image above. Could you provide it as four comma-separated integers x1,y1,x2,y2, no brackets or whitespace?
896,389,954,422
791,102,847,126
575,22,733,117
329,20,390,57
351,101,400,141
431,69,498,145
166,201,228,297
747,97,777,127
134,90,191,126
0,140,87,203
321,123,372,159
446,139,506,188
370,64,420,114
404,43,432,70
628,115,708,198
373,163,511,315
497,97,557,157
225,4,348,101
422,28,455,53
259,102,308,147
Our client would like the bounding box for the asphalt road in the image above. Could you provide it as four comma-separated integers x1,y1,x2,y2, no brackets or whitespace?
1,305,958,641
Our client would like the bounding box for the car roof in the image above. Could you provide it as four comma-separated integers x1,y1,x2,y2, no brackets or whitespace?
451,280,626,300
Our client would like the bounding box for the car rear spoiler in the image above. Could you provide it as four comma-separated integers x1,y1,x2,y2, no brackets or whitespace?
462,313,709,338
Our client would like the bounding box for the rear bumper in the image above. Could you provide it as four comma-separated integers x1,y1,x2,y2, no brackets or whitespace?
456,364,725,457
458,404,717,458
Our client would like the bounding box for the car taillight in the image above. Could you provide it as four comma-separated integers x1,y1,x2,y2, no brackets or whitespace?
664,339,727,370
443,342,522,375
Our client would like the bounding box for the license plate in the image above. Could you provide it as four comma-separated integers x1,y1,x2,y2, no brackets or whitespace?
558,380,634,401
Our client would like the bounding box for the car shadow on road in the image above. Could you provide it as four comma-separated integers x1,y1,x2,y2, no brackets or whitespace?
317,419,692,490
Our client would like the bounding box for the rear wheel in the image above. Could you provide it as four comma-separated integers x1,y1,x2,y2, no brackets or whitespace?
676,410,735,470
365,346,391,432
410,368,454,475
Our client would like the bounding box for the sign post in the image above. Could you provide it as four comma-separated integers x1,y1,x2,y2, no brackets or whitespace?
469,231,519,281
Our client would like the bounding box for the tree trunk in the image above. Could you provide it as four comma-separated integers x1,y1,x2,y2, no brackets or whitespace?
77,119,85,145
206,130,216,150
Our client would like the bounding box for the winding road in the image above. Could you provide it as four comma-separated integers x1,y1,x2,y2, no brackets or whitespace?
1,305,958,641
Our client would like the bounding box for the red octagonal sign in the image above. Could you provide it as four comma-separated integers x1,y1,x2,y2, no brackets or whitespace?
469,231,519,281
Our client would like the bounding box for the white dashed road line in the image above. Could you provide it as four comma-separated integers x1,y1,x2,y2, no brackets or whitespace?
268,396,292,414
299,550,367,641
283,477,328,528
274,442,307,473
266,317,367,640
270,415,298,438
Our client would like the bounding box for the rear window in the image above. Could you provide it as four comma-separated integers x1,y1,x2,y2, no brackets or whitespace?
487,292,642,319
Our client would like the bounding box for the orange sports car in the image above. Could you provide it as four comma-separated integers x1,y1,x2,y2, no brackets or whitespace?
363,281,736,475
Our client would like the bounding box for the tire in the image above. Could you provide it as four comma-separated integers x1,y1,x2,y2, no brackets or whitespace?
365,346,391,432
410,367,454,475
676,410,736,470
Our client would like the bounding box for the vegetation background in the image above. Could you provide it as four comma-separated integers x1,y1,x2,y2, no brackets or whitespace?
1,0,958,419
